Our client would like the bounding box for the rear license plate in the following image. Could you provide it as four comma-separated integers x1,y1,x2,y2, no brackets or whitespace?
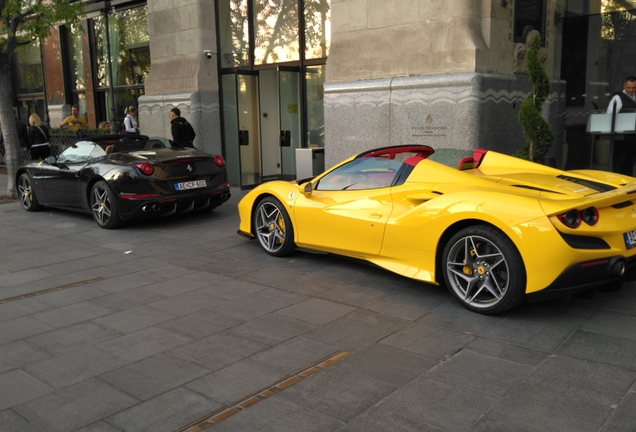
175,180,207,191
624,229,636,249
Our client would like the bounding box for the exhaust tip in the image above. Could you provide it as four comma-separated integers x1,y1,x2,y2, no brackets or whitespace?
609,259,626,277
152,204,161,212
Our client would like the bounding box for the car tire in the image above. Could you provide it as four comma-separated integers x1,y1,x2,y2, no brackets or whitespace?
90,180,123,229
253,196,295,257
17,173,43,212
443,225,526,315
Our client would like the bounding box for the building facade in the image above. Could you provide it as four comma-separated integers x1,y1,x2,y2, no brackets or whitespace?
10,0,636,186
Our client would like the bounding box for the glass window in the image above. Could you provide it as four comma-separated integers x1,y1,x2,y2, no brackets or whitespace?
253,0,300,64
305,0,330,59
14,41,43,94
58,140,106,163
67,23,86,91
316,157,403,191
94,6,150,88
306,65,325,147
514,0,546,45
218,0,250,68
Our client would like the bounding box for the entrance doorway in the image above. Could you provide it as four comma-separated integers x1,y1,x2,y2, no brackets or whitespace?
221,67,302,188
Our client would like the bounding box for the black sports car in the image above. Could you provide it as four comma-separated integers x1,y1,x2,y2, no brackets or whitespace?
16,135,231,228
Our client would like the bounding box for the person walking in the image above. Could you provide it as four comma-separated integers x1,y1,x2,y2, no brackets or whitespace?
59,104,88,130
123,106,139,134
607,76,636,175
169,108,196,147
28,113,51,160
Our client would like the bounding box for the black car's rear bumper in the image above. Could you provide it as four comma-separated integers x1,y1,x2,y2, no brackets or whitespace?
116,187,231,220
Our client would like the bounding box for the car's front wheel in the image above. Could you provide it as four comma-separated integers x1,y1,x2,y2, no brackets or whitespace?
443,225,526,314
90,181,123,229
17,173,43,212
253,197,295,256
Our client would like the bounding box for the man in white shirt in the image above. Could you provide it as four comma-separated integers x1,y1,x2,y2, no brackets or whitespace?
606,76,636,175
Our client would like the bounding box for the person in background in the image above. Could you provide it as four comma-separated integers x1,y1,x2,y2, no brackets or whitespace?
123,106,139,134
607,76,636,176
28,113,50,160
169,108,196,147
98,121,110,129
59,104,87,130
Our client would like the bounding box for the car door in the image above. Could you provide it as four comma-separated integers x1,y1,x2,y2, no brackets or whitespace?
292,156,400,256
42,141,106,207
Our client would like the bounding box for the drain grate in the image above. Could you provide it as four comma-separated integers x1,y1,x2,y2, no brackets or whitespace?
0,277,106,304
176,350,351,431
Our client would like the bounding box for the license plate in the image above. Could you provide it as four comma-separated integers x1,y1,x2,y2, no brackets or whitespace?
175,180,207,191
624,229,636,249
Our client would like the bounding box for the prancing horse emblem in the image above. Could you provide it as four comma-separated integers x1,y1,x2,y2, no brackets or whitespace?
187,165,193,172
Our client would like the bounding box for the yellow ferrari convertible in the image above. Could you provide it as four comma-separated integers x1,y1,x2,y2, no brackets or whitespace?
238,145,636,314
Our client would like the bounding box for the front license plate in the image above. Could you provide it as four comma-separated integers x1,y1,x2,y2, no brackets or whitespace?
175,180,207,191
624,229,636,249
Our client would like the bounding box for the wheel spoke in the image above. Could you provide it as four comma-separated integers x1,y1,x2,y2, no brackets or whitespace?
91,188,111,225
255,202,287,253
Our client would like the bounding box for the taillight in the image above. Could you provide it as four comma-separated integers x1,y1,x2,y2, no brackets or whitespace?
135,162,154,176
214,155,225,167
557,207,599,228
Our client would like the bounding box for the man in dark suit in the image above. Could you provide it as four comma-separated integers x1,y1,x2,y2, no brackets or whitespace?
607,76,636,175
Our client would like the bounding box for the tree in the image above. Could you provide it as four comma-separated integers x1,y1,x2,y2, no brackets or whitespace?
1,0,83,199
516,34,554,162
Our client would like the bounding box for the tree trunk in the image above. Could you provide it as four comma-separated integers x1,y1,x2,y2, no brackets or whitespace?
0,62,22,200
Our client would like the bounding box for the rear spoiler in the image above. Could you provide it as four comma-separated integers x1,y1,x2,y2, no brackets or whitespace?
457,148,488,170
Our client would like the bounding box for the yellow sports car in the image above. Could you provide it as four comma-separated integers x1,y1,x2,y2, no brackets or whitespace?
237,145,636,314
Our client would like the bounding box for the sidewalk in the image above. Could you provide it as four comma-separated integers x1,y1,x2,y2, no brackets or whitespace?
0,167,8,200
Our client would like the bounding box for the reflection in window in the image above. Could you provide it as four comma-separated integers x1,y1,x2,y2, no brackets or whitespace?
306,65,325,147
94,6,150,88
316,157,402,191
218,0,250,68
253,0,300,64
58,141,106,163
15,41,43,94
68,23,86,90
305,0,330,59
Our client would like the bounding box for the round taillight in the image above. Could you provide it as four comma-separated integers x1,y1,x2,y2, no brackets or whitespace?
214,155,225,167
581,207,599,225
557,209,581,228
135,162,154,176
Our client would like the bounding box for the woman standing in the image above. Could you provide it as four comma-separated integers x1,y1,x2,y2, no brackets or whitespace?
123,106,139,134
28,113,50,160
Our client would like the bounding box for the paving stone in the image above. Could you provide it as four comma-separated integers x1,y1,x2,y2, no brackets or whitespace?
0,370,54,411
92,305,179,334
0,315,55,345
104,387,219,432
482,306,585,352
32,301,114,328
280,365,396,422
601,285,636,317
250,336,340,375
137,273,213,297
26,322,122,356
364,285,453,321
600,391,636,432
185,358,286,405
159,308,246,339
98,352,210,400
276,297,357,325
337,343,437,387
417,301,508,335
464,337,550,367
0,297,51,323
337,406,447,432
380,322,475,361
212,292,296,320
428,349,536,396
0,409,46,432
87,287,168,312
147,291,227,316
378,376,499,432
0,341,51,374
207,393,343,432
227,312,316,346
95,327,192,363
304,309,410,352
169,331,269,371
557,330,636,371
74,421,123,432
24,346,130,390
14,378,139,432
196,278,270,301
0,268,56,288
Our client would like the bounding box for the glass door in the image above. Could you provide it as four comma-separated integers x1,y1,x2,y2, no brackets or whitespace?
279,67,302,180
221,71,262,188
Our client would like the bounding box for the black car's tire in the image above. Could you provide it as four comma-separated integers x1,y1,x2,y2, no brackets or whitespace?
443,225,526,315
253,197,295,257
90,180,123,229
17,173,43,212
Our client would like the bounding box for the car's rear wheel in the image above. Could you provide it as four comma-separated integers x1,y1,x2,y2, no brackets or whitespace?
443,225,526,314
17,173,43,211
254,197,295,256
90,181,123,229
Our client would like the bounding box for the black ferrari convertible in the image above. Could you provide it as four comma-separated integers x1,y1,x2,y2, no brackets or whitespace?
16,135,231,228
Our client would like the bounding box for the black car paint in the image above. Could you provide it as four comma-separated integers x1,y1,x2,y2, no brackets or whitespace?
16,135,230,224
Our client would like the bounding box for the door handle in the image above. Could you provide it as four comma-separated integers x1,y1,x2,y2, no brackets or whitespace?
369,212,382,219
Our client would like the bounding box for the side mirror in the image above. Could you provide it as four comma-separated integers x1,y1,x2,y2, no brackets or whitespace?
302,182,313,196
45,156,56,164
